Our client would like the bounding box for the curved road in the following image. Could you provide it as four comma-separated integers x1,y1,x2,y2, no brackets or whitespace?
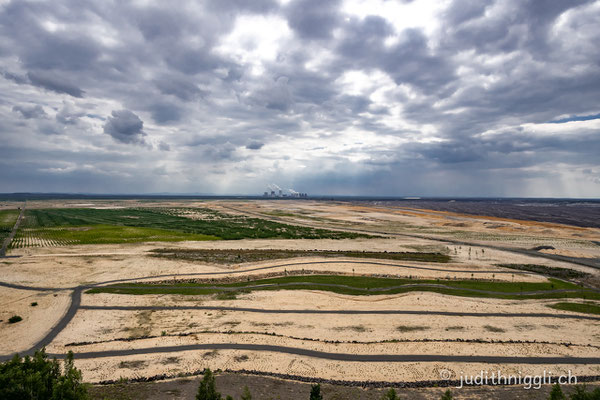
46,343,600,364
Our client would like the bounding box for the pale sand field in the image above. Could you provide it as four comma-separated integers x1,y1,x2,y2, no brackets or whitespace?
1,199,599,386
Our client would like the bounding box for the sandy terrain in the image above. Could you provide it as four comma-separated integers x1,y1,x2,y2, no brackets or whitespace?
0,288,71,353
1,199,599,390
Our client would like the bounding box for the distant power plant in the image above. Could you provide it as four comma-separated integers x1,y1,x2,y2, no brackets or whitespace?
263,184,308,198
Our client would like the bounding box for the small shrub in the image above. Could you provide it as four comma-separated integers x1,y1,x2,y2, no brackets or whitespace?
381,388,399,399
8,315,22,324
396,325,429,332
483,325,505,333
216,291,239,300
440,389,454,400
310,384,323,400
241,386,252,400
30,302,38,307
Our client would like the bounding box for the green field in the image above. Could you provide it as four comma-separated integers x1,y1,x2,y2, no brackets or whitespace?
150,248,451,264
9,207,367,248
548,302,600,315
0,209,19,245
87,275,599,300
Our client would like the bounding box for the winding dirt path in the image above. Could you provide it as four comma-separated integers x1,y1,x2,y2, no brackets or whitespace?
45,343,600,364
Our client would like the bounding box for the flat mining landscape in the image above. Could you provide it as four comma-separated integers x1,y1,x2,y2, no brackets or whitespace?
1,198,599,399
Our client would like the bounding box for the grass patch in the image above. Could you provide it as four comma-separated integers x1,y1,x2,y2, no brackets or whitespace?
10,207,366,249
333,325,370,333
118,360,147,369
87,275,599,301
497,264,590,280
548,302,600,315
445,326,465,331
483,325,506,333
17,225,219,247
215,290,244,300
514,324,535,331
396,325,430,332
150,248,451,264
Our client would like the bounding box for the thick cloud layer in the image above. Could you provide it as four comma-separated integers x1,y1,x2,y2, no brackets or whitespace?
0,0,599,196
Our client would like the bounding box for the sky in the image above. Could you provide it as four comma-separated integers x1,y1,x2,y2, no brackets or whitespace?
1,0,599,197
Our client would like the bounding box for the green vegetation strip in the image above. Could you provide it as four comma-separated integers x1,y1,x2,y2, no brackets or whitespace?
0,209,20,245
87,275,600,300
548,302,600,315
10,208,366,248
150,248,451,264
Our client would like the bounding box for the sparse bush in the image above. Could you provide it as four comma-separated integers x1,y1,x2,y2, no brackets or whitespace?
30,302,38,307
440,389,454,399
8,315,22,324
216,291,239,300
381,388,399,399
310,383,323,400
0,349,88,399
483,325,505,333
241,386,252,400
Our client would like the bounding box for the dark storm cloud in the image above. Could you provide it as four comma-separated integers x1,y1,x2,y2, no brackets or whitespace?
149,102,183,124
27,71,85,98
12,104,47,119
2,71,28,84
154,74,208,101
285,0,341,40
206,0,279,14
336,17,455,93
103,110,146,144
246,141,264,150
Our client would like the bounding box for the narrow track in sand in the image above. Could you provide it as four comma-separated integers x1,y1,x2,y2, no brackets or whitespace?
45,343,600,364
80,304,600,320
